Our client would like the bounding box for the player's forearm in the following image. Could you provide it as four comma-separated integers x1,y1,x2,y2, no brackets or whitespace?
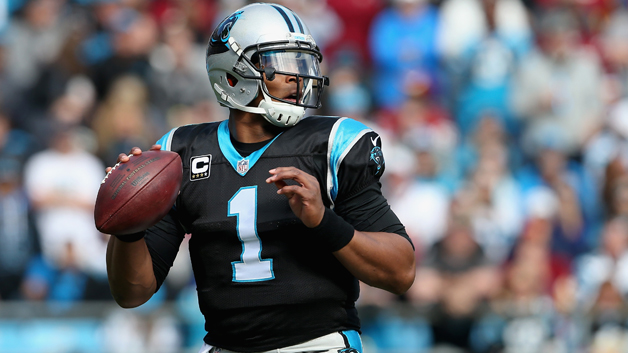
333,231,416,295
106,236,157,308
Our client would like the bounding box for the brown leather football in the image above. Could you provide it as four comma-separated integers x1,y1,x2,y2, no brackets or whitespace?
94,150,182,235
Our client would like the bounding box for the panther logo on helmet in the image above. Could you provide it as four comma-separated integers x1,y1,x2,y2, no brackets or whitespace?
209,11,243,50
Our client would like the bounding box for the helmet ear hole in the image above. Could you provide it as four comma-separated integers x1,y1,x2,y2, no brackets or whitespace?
226,73,239,87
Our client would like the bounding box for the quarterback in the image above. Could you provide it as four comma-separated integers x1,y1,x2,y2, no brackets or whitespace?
105,3,415,352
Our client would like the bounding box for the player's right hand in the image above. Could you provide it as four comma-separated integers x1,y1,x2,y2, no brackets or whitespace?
266,166,325,228
105,145,162,173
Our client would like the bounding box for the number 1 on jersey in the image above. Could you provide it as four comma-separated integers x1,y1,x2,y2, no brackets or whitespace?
228,186,274,282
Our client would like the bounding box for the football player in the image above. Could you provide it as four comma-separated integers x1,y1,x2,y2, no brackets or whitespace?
105,3,415,352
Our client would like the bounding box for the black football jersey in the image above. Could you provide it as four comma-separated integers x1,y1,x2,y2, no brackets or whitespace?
147,116,410,351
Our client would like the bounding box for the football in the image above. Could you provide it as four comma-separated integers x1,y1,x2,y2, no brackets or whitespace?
94,150,183,235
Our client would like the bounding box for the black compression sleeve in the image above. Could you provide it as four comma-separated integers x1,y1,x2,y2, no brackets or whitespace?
144,208,186,291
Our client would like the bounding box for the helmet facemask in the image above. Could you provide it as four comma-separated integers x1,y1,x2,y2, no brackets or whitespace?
253,49,327,109
232,41,329,127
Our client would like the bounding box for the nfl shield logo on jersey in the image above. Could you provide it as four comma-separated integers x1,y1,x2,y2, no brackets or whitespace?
237,159,249,174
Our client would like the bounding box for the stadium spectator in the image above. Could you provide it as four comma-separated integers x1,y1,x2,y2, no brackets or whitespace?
147,0,218,38
599,10,628,101
20,245,91,307
368,0,441,111
584,99,628,213
512,8,605,158
457,134,524,263
325,60,373,121
378,72,457,163
86,8,158,100
0,157,39,300
574,216,628,307
587,280,628,352
91,75,159,164
0,110,41,165
586,100,628,218
325,0,384,65
408,215,501,350
518,124,602,259
491,236,563,352
387,134,455,250
608,175,628,220
5,0,72,104
147,21,213,114
23,123,107,280
438,0,532,136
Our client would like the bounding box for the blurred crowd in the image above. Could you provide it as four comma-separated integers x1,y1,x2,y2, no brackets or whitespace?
3,0,628,352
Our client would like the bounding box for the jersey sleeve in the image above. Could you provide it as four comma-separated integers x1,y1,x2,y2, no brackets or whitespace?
334,182,413,247
325,118,383,205
335,130,385,202
329,118,412,246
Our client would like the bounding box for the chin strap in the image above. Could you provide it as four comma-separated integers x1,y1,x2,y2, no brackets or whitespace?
214,83,305,127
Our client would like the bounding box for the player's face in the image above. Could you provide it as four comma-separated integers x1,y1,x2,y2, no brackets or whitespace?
263,73,302,104
251,50,323,107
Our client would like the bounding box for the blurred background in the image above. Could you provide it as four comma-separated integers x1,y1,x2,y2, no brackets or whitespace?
2,0,628,352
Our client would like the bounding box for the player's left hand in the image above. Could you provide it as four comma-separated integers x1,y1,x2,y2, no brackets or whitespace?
266,167,325,228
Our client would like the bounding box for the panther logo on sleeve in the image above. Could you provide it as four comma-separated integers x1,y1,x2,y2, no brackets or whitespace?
369,135,384,177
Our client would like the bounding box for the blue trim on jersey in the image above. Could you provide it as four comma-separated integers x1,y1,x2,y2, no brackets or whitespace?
156,127,178,151
329,119,372,201
217,120,282,176
342,330,363,352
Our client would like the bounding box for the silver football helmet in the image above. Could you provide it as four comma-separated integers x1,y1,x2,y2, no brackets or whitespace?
205,3,329,127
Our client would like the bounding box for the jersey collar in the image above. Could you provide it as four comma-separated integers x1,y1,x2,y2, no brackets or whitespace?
217,120,282,176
